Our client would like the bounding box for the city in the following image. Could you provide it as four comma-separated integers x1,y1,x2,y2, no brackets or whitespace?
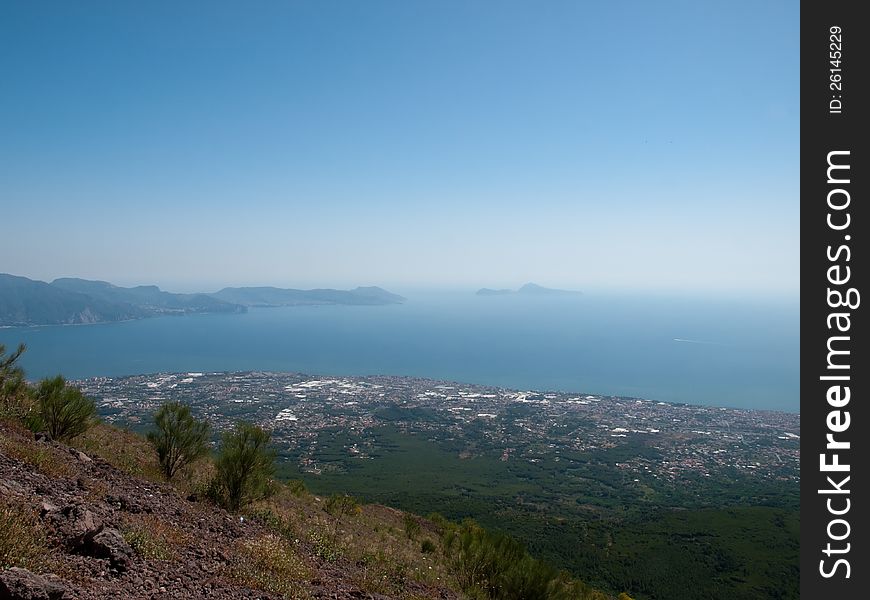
78,371,800,490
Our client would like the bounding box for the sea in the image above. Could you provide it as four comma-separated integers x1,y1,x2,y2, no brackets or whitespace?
0,290,799,413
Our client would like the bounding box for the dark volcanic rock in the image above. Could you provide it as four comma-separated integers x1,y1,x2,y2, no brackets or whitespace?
54,505,101,548
0,568,69,600
39,501,59,518
82,527,135,572
0,420,461,600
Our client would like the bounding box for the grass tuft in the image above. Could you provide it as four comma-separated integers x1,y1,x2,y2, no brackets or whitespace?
308,528,342,562
74,423,163,481
122,514,190,560
0,431,75,478
0,499,49,570
228,534,310,598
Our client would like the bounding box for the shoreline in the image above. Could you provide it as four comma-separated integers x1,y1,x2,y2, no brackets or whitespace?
69,368,801,418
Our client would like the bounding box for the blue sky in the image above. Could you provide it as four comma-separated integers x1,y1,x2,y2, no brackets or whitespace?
0,1,799,295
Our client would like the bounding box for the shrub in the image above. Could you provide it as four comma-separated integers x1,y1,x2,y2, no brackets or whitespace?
308,528,342,562
0,343,32,419
75,423,164,480
198,473,225,504
324,493,360,542
245,507,296,540
147,401,211,480
212,422,276,512
427,511,449,530
30,375,96,441
352,549,412,596
0,343,26,398
442,519,603,600
421,538,437,554
404,513,422,540
286,478,307,497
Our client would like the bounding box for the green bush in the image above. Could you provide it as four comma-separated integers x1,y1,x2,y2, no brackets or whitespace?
442,519,604,600
324,494,360,542
212,422,276,512
308,528,342,562
286,478,307,497
245,507,296,540
403,513,421,540
0,343,32,419
147,401,211,480
427,511,449,530
421,538,437,554
29,375,96,441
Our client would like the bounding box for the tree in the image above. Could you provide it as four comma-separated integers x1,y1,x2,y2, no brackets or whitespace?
324,494,360,542
31,375,96,441
147,401,211,480
0,343,29,414
441,519,605,600
213,422,276,512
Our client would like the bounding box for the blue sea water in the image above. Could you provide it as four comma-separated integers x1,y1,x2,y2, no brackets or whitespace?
0,291,799,412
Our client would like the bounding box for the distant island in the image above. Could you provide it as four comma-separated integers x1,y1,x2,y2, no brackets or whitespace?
212,285,405,307
476,283,581,296
0,273,405,326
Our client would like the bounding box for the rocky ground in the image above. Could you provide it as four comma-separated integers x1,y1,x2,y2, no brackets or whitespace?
0,421,458,600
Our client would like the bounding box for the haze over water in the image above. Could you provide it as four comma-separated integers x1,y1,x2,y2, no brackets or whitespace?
1,290,798,413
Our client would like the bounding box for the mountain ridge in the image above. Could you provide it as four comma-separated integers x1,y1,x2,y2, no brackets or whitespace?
475,283,581,297
0,274,147,327
0,274,405,326
211,285,405,307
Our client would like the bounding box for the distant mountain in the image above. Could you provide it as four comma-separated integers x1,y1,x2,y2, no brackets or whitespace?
475,288,513,296
0,274,146,326
2,275,405,326
52,278,245,315
0,274,245,327
516,283,581,295
211,285,405,307
0,274,405,326
476,283,581,297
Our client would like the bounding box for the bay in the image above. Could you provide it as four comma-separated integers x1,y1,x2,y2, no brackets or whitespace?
0,291,799,412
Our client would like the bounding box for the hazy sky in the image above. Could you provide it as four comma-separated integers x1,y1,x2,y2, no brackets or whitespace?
0,1,798,295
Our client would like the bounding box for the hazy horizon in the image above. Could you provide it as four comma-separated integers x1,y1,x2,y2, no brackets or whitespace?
1,1,798,297
1,269,800,304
